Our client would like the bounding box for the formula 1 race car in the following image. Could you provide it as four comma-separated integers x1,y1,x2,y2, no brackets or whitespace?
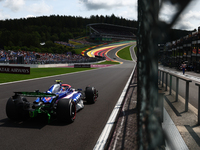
6,80,98,123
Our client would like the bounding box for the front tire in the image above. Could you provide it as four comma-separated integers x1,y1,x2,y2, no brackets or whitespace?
85,87,98,104
57,99,76,123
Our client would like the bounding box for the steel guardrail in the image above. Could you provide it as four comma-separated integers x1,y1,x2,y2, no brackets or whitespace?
158,69,192,112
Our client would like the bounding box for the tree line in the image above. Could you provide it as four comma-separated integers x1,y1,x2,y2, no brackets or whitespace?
0,14,137,54
0,14,193,54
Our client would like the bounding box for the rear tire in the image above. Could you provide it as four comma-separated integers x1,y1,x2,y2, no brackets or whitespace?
6,96,29,121
57,99,76,123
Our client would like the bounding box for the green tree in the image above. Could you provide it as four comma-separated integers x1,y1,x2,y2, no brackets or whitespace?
45,40,55,48
0,30,13,46
31,31,41,47
50,34,59,41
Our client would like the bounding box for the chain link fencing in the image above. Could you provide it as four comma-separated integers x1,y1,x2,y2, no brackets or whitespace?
137,0,192,149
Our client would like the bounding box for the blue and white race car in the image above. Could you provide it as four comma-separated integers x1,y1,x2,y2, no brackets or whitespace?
6,80,98,123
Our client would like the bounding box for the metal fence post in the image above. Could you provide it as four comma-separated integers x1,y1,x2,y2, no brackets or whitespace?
185,81,191,112
198,86,200,124
169,74,172,95
176,77,179,102
160,70,161,85
158,93,164,123
162,71,164,87
195,83,200,124
165,72,168,91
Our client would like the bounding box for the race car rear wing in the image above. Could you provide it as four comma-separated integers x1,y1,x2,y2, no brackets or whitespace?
14,91,57,97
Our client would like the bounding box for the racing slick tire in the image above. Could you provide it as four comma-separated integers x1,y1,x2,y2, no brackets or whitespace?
85,87,98,104
57,99,76,123
6,96,29,121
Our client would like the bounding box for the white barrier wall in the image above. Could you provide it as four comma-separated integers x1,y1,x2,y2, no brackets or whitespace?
0,63,69,68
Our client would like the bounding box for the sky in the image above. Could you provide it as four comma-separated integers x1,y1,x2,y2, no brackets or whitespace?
0,0,199,31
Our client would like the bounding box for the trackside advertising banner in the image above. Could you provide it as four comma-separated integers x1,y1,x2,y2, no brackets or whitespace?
0,66,30,74
74,64,91,68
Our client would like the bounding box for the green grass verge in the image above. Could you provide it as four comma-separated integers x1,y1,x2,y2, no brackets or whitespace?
0,68,94,84
117,45,133,61
0,43,135,84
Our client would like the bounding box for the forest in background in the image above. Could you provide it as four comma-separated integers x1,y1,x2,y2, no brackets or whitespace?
0,14,192,54
0,14,137,54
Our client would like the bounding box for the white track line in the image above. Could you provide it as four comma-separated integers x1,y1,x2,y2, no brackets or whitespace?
112,90,128,150
93,63,136,150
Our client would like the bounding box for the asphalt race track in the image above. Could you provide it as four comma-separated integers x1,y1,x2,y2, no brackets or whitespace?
0,42,136,150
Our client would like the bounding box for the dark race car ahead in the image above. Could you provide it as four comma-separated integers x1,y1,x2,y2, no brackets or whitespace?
6,80,98,123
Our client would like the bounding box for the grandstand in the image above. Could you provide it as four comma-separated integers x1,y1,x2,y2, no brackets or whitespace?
86,23,137,41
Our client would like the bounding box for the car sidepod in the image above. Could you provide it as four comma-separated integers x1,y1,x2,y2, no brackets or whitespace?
71,92,84,111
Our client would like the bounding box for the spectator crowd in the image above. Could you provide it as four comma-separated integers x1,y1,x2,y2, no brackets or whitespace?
0,49,104,64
